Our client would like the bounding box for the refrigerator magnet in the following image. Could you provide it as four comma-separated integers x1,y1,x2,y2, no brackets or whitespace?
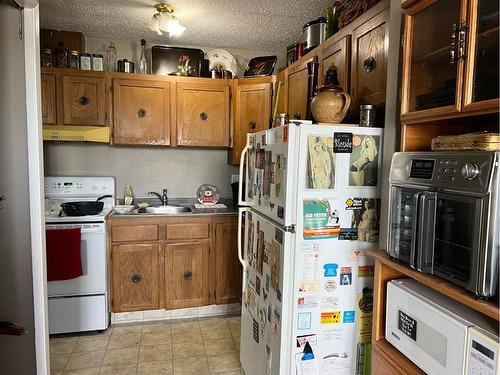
349,134,380,187
320,311,342,324
297,312,312,330
343,310,355,323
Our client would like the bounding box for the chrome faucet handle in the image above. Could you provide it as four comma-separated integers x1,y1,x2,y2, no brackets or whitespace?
162,189,168,206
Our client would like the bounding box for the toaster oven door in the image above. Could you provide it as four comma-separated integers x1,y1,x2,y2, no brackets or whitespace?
388,186,426,265
432,193,483,292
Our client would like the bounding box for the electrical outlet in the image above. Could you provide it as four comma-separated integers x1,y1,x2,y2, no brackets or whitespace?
231,174,239,184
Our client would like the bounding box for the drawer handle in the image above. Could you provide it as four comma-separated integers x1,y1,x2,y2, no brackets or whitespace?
249,121,256,130
131,274,141,283
183,271,192,280
79,96,90,106
363,56,376,73
138,108,146,118
199,112,208,121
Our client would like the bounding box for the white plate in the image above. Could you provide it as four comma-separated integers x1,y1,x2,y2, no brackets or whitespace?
206,49,238,75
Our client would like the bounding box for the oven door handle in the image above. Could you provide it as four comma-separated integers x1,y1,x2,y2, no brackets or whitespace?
416,192,437,273
410,192,422,269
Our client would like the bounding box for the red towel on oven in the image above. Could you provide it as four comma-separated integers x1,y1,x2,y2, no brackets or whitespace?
46,228,83,281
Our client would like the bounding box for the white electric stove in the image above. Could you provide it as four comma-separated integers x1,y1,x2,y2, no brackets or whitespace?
45,176,115,334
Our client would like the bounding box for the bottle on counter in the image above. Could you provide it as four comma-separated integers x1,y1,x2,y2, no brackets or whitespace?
124,184,134,205
139,39,147,74
105,42,117,72
54,42,68,68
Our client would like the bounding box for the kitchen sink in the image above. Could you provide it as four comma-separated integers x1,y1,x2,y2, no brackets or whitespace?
144,205,192,214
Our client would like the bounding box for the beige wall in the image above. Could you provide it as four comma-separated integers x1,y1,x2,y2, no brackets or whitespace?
44,143,239,199
85,36,286,76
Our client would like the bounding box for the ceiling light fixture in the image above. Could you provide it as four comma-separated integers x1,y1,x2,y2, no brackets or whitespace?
148,3,186,37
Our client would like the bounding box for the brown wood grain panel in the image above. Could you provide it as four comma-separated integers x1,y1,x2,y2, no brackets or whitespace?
41,74,57,125
176,82,230,147
351,9,389,108
287,67,309,120
166,241,209,309
275,69,288,115
319,35,351,92
61,75,106,125
367,249,500,321
372,341,424,374
230,82,272,164
113,79,170,146
112,243,159,312
112,225,158,243
215,219,242,304
165,222,210,241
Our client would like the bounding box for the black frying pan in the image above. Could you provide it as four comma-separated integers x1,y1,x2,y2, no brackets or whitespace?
59,195,112,216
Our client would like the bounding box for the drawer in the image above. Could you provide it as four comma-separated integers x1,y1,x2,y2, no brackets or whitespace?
112,225,158,242
166,223,210,241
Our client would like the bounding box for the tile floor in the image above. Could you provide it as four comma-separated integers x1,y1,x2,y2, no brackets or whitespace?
49,315,243,375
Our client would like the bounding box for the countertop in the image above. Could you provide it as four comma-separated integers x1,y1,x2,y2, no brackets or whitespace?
109,197,238,219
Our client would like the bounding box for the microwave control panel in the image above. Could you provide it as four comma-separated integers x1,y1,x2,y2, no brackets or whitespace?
467,326,499,375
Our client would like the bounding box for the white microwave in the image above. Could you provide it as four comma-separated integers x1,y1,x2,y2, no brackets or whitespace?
386,279,499,375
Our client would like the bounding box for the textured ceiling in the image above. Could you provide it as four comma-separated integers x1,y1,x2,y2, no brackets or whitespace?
39,0,332,51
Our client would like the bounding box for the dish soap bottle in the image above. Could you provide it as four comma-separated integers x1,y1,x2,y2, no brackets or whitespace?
139,39,147,74
124,185,134,205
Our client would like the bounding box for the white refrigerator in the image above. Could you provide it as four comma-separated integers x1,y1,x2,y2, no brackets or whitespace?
237,123,383,375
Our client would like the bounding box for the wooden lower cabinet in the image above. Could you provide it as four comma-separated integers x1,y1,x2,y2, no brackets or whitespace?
112,243,159,312
165,241,210,309
214,218,242,304
109,215,240,313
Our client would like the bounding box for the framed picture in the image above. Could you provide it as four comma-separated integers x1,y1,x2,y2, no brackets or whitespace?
244,55,278,77
152,46,204,77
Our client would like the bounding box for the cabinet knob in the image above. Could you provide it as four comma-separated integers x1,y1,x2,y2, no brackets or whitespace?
138,109,146,118
131,274,141,283
249,121,257,130
183,271,192,280
363,57,376,73
79,96,90,106
199,112,208,121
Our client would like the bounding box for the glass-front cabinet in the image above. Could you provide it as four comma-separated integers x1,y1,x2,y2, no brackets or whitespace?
401,0,499,121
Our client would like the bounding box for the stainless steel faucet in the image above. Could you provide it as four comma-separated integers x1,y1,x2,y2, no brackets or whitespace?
148,189,168,206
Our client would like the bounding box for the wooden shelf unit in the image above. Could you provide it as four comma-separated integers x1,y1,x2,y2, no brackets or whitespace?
367,248,499,374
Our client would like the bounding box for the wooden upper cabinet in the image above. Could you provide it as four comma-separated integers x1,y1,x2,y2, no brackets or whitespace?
287,57,315,120
214,219,242,304
165,241,209,309
41,74,56,125
318,35,351,92
60,74,106,126
275,69,288,115
462,0,499,112
113,79,170,146
231,81,272,164
351,9,388,109
176,82,230,147
112,243,159,312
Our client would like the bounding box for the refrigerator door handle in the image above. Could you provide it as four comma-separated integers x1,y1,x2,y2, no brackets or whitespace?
238,207,250,294
238,136,251,206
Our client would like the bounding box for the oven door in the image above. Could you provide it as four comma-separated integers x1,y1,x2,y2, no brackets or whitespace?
432,193,483,293
46,223,107,296
388,186,426,266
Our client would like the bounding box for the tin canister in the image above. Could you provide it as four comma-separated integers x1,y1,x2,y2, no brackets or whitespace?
360,104,376,127
80,53,91,70
68,51,79,69
275,113,289,127
42,49,53,67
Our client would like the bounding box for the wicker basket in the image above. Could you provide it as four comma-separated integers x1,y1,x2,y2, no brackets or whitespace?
431,132,500,152
338,0,382,29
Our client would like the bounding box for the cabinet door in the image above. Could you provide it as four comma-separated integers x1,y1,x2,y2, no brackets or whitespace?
60,75,106,125
166,241,209,309
176,82,230,147
401,0,465,119
113,79,170,145
112,243,159,312
214,220,242,304
231,82,272,164
351,10,388,109
287,63,309,120
41,74,56,125
319,35,350,92
462,0,499,112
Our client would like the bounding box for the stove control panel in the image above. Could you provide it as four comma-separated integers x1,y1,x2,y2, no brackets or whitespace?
45,177,115,196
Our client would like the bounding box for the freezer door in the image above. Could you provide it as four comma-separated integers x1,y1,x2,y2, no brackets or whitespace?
239,125,299,226
239,209,295,375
